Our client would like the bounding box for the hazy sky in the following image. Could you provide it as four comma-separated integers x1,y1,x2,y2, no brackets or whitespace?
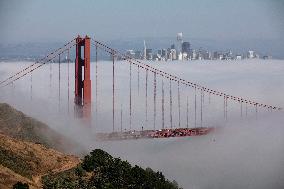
0,0,284,43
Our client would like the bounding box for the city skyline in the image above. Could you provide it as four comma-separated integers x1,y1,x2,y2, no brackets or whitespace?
124,32,270,61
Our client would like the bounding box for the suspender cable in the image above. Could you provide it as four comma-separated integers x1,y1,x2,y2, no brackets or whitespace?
162,79,165,129
224,96,226,120
225,96,228,121
186,95,189,128
112,50,115,132
95,42,98,120
241,101,243,118
154,72,157,130
178,81,181,128
58,54,61,111
30,73,33,101
145,69,148,128
129,62,132,130
202,89,205,104
255,104,258,120
120,104,123,132
137,65,140,96
170,79,173,129
67,49,70,114
49,61,52,96
200,89,203,127
194,84,197,128
11,82,14,95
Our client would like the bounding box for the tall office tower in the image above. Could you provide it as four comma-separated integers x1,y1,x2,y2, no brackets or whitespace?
146,49,153,60
161,49,167,58
143,40,147,60
182,42,191,54
176,32,183,54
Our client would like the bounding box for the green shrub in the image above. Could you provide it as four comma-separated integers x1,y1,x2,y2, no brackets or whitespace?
43,149,182,189
13,182,29,189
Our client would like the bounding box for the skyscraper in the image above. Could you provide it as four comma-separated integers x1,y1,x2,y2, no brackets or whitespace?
182,42,191,54
176,32,183,54
143,40,147,60
146,49,153,60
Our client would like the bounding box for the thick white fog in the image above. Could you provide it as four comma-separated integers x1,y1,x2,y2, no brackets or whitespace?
0,59,284,189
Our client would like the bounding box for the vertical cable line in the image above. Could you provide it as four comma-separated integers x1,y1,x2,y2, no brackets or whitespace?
137,65,140,96
95,42,98,121
162,79,165,129
224,96,226,120
30,73,33,101
49,60,52,97
129,62,132,130
120,104,123,132
58,54,61,111
178,81,181,128
145,69,148,128
187,95,189,128
194,84,197,128
240,101,243,118
67,49,70,114
200,88,203,127
170,79,173,129
255,103,258,120
225,96,228,121
154,72,157,130
112,50,115,132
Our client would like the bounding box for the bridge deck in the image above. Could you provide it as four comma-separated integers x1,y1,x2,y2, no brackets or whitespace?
96,127,214,141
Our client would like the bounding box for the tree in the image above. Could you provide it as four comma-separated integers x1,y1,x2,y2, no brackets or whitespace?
82,149,113,172
13,182,29,189
43,149,182,189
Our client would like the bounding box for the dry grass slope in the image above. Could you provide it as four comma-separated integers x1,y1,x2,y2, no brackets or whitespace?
0,133,80,188
0,103,81,188
0,103,79,153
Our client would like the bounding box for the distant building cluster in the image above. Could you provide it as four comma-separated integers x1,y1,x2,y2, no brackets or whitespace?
123,33,272,61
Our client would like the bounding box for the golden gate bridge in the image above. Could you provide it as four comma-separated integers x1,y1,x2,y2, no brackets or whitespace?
0,35,282,140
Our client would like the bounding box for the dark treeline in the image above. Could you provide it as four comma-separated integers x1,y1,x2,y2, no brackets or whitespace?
42,149,182,189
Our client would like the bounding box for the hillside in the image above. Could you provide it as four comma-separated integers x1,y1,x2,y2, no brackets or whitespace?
0,103,82,188
0,165,38,189
0,133,80,188
0,103,80,153
0,103,181,188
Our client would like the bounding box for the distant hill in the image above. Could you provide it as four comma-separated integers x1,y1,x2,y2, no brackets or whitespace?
0,103,81,153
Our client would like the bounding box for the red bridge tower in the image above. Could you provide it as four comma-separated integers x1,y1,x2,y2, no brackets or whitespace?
74,35,91,119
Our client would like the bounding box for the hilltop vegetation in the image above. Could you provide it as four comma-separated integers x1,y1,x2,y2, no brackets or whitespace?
43,149,181,189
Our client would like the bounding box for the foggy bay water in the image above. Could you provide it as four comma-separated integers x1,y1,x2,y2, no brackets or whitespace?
0,59,284,188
